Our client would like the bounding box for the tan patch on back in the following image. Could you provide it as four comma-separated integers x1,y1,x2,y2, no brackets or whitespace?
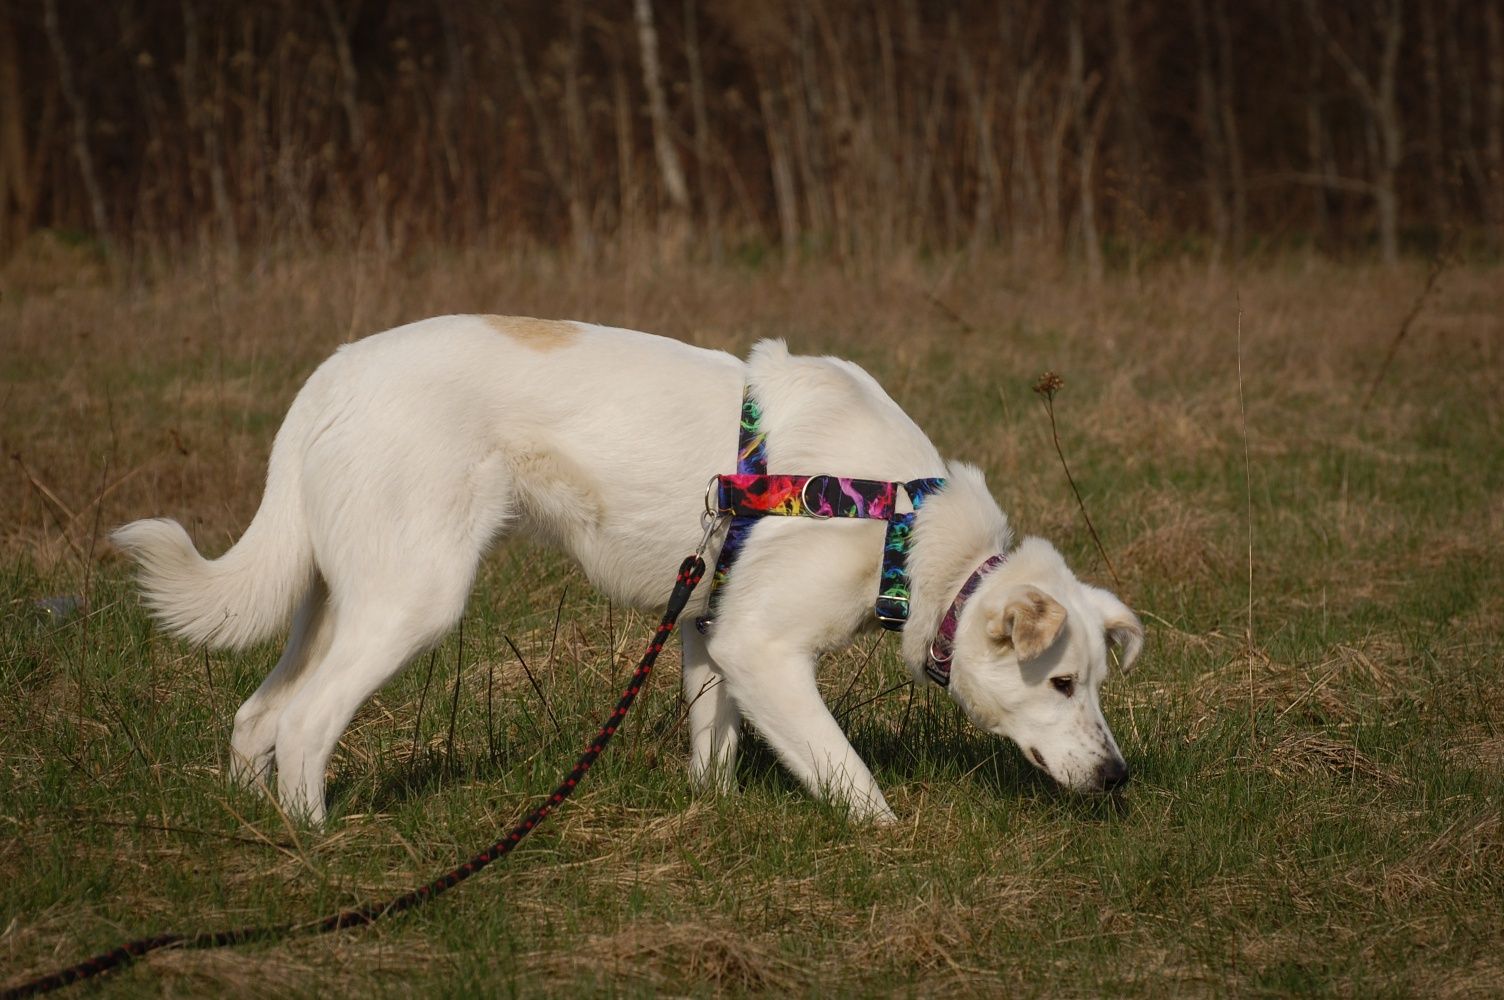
480,314,580,352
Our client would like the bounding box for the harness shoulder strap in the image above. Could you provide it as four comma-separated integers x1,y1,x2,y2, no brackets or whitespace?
697,388,766,632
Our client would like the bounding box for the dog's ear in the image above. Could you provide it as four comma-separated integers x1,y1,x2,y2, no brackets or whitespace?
986,588,1068,662
1086,587,1144,673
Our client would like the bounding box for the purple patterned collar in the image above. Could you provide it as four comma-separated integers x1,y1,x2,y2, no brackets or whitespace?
923,553,1009,687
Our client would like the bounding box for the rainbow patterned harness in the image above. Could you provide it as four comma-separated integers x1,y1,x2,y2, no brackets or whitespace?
697,388,946,638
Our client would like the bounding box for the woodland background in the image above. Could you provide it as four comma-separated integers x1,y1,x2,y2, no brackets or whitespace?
2,0,1502,271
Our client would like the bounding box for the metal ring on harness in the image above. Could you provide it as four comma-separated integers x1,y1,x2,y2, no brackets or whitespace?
704,474,728,517
800,475,833,519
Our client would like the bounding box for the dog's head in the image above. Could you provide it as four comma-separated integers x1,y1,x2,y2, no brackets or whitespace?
946,538,1142,793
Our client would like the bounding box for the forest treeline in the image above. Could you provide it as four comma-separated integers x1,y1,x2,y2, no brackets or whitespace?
2,0,1501,268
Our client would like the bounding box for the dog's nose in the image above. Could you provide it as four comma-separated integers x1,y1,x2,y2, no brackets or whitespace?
1099,759,1130,791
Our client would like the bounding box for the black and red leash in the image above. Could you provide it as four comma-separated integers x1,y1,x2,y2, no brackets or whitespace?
3,550,710,999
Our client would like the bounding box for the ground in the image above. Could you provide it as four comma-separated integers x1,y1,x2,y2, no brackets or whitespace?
2,246,1501,996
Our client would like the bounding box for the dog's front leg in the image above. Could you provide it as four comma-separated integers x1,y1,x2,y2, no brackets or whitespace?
707,627,895,823
681,626,742,793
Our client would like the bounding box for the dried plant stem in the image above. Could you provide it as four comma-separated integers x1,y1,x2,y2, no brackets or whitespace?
1360,253,1448,411
485,660,496,764
1236,294,1255,745
832,632,887,717
79,456,108,720
504,633,562,737
443,617,465,772
410,650,438,769
1034,377,1121,590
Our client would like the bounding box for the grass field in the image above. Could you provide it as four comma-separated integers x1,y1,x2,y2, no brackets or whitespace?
2,246,1502,996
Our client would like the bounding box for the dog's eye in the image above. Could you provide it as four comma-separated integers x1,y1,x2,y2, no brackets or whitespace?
1050,676,1075,697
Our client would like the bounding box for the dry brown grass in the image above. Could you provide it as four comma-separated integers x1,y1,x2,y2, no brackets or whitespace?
3,248,1502,996
524,920,800,994
5,249,1499,571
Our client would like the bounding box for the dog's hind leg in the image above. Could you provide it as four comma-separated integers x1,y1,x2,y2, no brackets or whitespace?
681,626,741,793
272,556,477,825
229,576,334,787
270,433,515,823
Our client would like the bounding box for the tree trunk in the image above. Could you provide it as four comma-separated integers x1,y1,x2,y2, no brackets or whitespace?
683,0,719,259
1485,1,1504,249
634,0,690,249
1109,0,1151,249
1420,2,1448,236
1192,0,1230,258
42,0,109,254
754,67,800,265
502,21,592,260
563,0,594,254
1212,0,1245,260
612,55,639,240
1375,0,1403,265
1009,63,1040,257
1304,0,1404,265
1069,0,1102,283
0,2,31,255
955,23,998,252
181,1,238,257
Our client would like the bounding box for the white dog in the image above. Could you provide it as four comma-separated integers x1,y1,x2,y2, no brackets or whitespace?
113,316,1142,825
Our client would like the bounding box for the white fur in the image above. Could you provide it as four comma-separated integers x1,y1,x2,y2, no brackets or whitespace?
113,317,1142,824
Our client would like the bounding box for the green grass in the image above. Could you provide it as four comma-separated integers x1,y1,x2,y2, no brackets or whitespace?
2,253,1501,995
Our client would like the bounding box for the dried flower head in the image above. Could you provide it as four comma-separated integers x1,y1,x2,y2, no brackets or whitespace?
1033,371,1064,400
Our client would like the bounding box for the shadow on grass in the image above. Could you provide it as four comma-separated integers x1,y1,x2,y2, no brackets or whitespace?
333,745,522,816
333,703,1153,823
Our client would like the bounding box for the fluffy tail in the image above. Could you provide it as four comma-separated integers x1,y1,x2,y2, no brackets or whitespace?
113,401,316,650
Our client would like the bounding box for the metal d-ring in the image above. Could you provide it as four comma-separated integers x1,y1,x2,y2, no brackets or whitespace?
704,474,727,517
800,475,833,519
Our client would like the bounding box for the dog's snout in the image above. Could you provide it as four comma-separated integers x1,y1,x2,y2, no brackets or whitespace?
1099,759,1130,792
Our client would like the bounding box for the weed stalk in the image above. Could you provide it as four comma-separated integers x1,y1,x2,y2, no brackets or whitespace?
1033,372,1121,591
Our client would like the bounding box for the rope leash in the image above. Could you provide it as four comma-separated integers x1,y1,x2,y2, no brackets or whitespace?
3,552,709,999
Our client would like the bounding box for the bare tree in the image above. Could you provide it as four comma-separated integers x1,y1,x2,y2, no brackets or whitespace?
633,0,690,249
502,20,593,259
1192,0,1230,257
42,0,109,255
1486,1,1504,249
1304,0,1405,264
182,0,238,256
1109,0,1152,240
0,2,33,254
319,0,364,151
1419,2,1448,236
683,0,719,258
1212,0,1245,258
1191,0,1244,260
1068,0,1103,282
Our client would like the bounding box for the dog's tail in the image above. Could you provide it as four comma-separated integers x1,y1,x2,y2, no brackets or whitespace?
113,392,318,651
